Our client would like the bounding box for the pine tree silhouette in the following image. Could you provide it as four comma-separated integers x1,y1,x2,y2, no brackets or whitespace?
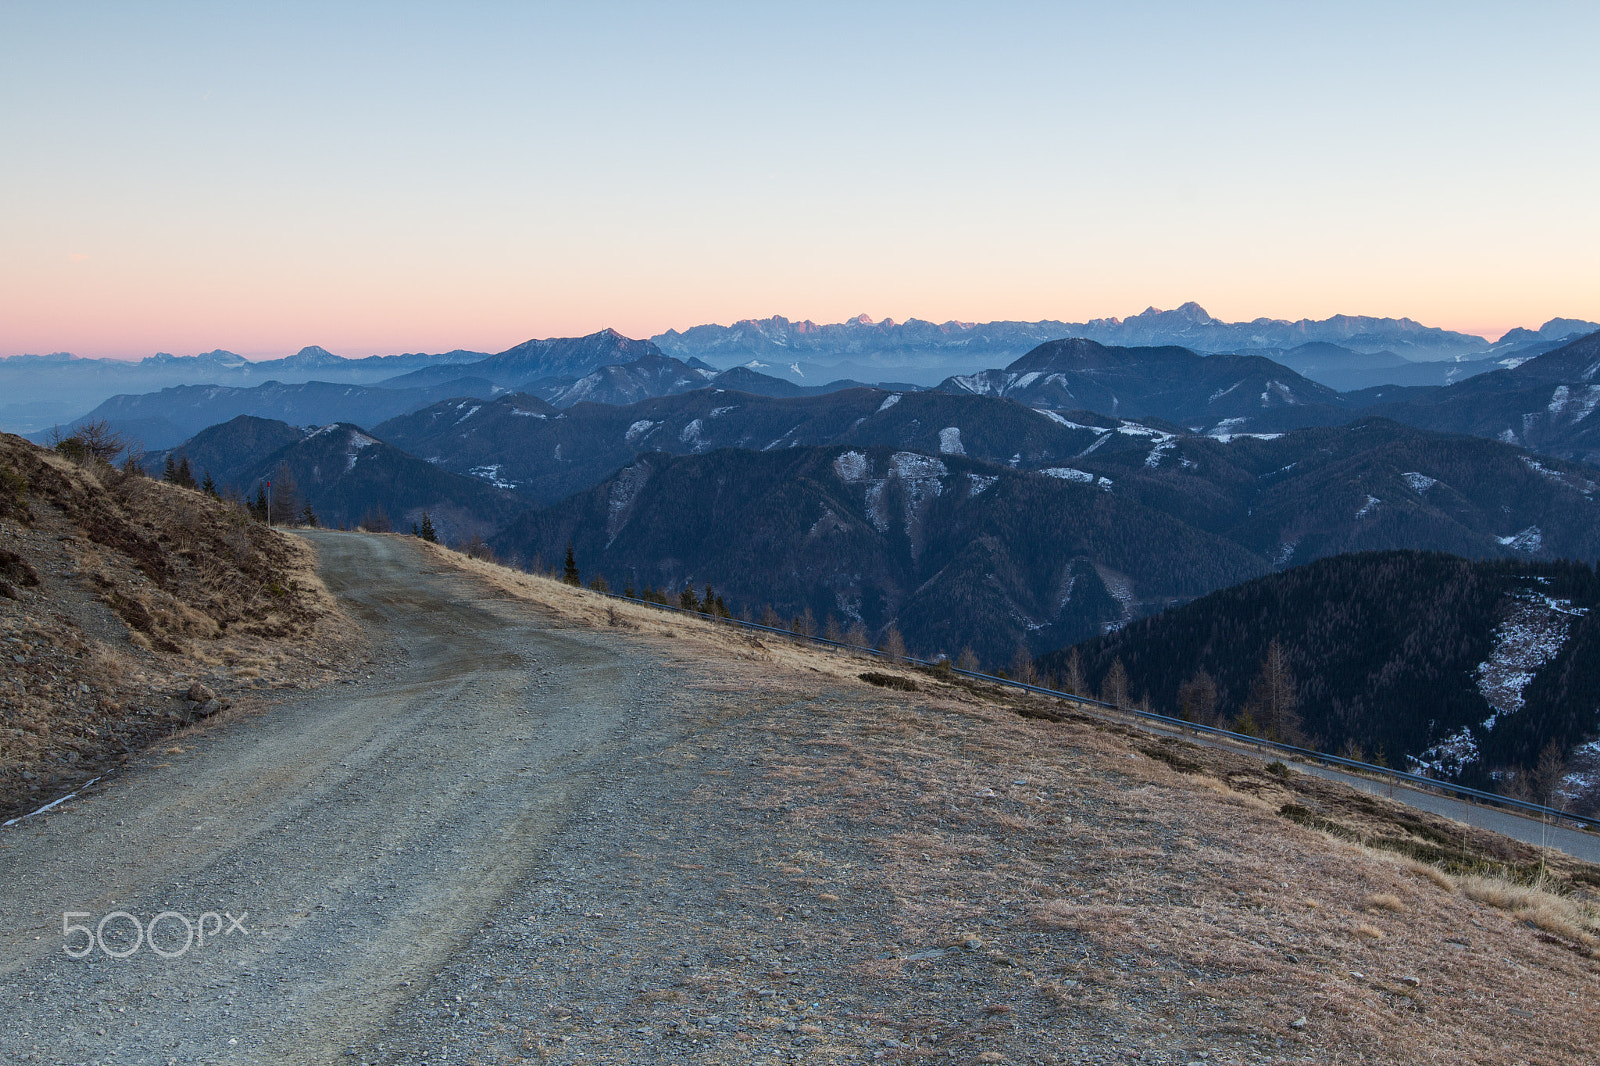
562,542,580,585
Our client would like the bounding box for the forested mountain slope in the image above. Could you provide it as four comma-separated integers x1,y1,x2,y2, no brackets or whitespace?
1365,330,1600,464
374,388,1159,504
1042,552,1600,803
490,444,1263,664
938,338,1353,433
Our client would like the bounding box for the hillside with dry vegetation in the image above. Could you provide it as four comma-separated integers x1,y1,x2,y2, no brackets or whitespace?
0,430,354,820
408,540,1600,1063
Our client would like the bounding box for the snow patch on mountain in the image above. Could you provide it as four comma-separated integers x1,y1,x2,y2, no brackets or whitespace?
1496,526,1544,553
1036,409,1096,430
1077,432,1113,456
833,451,871,483
606,461,653,545
344,430,377,471
1041,467,1094,483
1401,471,1437,493
889,452,947,481
1094,565,1137,633
1477,590,1587,729
468,464,514,489
1410,728,1480,778
938,427,965,456
876,393,902,413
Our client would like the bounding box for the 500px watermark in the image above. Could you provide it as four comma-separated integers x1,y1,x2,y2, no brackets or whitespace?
63,910,248,959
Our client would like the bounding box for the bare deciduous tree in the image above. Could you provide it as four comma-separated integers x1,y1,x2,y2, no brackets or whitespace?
879,624,907,664
1245,639,1302,743
1101,658,1129,708
1178,668,1219,725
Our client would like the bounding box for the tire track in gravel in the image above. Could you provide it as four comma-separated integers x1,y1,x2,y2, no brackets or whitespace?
0,531,680,1065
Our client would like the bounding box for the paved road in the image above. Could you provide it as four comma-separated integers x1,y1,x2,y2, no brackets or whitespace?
0,532,669,1065
1132,718,1600,864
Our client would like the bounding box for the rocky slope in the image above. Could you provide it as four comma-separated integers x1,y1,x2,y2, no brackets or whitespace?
0,431,353,820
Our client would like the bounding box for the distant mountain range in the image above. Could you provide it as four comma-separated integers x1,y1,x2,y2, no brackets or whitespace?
652,303,1599,368
373,388,1150,506
134,343,1600,671
59,323,1600,480
0,345,490,434
479,414,1600,664
69,377,499,450
148,418,523,542
10,307,1596,435
1362,330,1600,465
938,338,1349,430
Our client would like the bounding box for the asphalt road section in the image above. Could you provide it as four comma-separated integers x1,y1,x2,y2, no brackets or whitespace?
1128,718,1600,864
0,531,674,1064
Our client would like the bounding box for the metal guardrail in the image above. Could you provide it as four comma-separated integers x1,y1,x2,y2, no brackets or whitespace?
605,590,1600,833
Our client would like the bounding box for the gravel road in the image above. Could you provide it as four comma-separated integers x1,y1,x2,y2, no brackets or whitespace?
0,531,679,1064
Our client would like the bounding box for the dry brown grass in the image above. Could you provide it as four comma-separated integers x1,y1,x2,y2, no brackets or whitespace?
421,537,1600,1065
1457,874,1600,949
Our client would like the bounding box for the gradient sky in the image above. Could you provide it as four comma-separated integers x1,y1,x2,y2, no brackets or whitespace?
3,1,1597,359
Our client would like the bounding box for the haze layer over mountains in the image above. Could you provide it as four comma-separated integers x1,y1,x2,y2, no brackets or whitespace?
7,304,1598,437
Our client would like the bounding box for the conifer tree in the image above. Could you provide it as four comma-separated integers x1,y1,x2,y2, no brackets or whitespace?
163,454,179,482
200,470,219,497
419,512,437,543
562,542,580,586
251,485,269,522
298,501,318,527
175,456,196,489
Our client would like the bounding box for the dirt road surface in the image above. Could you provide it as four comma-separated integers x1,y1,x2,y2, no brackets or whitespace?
0,532,677,1064
3,532,1598,1066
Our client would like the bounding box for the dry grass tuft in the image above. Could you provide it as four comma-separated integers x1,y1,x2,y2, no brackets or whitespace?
1457,874,1600,949
1364,892,1407,913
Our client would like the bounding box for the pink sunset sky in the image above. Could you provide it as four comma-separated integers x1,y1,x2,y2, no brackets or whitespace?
3,3,1596,360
